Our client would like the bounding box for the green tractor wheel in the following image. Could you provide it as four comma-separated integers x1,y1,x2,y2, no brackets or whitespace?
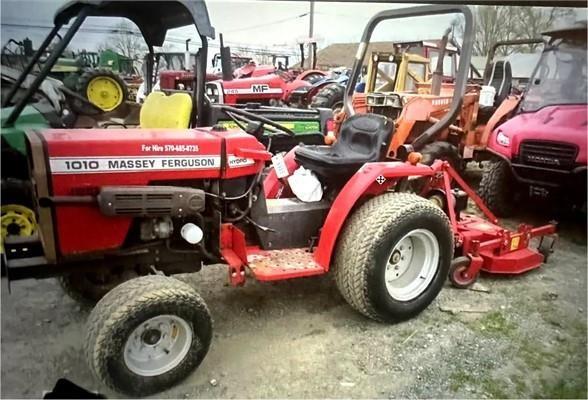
75,69,128,114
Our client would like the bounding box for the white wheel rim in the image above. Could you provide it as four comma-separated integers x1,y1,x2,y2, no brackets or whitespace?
384,229,440,301
123,314,192,377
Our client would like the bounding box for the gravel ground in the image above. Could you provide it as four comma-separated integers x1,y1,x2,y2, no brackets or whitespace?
1,204,586,399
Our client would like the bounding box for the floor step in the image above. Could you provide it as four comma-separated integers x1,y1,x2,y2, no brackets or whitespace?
248,248,326,281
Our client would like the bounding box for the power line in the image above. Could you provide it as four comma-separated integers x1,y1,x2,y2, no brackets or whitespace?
224,13,309,33
2,22,298,57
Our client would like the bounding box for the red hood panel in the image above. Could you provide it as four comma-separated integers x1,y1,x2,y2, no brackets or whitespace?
38,127,266,256
489,105,588,163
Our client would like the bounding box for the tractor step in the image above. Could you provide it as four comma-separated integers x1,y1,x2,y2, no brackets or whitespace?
247,248,326,281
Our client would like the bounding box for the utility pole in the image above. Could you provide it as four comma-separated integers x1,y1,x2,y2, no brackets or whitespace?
308,0,315,69
309,0,315,39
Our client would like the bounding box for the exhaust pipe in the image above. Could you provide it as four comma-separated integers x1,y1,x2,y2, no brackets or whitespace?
219,33,233,81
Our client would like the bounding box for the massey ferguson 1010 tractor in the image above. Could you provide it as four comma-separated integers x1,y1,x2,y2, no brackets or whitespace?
2,3,557,396
478,23,587,216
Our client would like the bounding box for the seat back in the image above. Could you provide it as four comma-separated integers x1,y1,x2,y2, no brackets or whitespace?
140,91,193,129
334,114,392,161
484,60,512,106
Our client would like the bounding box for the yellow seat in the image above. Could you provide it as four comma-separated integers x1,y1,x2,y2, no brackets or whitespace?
140,92,193,129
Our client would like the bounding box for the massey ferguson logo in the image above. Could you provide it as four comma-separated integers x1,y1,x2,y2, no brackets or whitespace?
251,84,270,93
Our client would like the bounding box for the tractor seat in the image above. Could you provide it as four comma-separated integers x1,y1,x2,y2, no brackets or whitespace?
483,60,513,107
295,114,393,179
140,91,193,129
479,60,512,123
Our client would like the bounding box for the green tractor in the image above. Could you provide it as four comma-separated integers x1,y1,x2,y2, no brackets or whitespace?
2,37,129,113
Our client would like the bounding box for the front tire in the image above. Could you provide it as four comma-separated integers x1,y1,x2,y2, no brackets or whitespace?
334,192,453,322
58,269,138,305
84,275,212,396
478,159,515,217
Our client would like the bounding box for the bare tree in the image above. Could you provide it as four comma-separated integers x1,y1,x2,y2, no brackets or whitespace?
99,21,147,60
454,6,574,56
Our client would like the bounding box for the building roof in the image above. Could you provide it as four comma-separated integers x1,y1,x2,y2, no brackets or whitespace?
313,39,458,70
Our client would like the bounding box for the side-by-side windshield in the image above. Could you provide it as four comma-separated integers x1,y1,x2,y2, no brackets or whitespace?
521,39,587,112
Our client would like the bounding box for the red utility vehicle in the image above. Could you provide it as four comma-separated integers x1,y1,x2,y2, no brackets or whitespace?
3,3,556,397
478,24,587,216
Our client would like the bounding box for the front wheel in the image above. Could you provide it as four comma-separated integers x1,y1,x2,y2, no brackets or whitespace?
84,275,212,396
334,192,453,322
478,159,516,217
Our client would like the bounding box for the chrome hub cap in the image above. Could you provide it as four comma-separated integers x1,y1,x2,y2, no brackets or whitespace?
123,315,192,377
385,229,440,301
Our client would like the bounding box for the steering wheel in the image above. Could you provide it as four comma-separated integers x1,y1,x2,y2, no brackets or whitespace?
218,105,296,138
58,85,103,114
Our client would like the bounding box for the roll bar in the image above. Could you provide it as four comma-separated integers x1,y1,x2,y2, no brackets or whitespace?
343,4,474,157
483,38,545,78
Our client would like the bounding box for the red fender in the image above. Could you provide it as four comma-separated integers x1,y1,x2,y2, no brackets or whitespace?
313,161,438,269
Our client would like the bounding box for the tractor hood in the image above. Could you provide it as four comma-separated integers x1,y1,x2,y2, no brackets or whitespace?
489,105,588,164
55,0,215,46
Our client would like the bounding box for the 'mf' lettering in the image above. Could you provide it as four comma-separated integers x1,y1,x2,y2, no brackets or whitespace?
251,84,269,93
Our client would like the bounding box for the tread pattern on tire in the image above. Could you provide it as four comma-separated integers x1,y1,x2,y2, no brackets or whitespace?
478,159,514,217
84,275,211,394
310,83,345,109
334,192,452,321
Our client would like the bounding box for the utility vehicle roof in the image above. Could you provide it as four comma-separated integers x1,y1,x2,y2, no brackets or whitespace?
54,0,215,47
542,21,587,40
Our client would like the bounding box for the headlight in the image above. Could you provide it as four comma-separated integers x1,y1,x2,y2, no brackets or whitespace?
496,131,510,147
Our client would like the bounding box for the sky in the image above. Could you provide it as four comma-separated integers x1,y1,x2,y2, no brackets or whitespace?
0,0,584,63
0,0,461,60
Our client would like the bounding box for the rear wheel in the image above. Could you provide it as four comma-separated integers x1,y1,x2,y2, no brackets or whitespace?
478,159,515,217
75,69,127,114
334,192,453,322
311,83,345,111
84,275,212,396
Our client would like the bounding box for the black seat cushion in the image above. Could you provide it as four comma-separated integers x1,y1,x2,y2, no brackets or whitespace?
295,113,393,179
479,60,513,123
483,60,513,107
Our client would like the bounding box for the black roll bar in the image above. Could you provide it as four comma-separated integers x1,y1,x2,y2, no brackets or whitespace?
4,9,89,127
343,4,474,157
483,38,545,78
1,24,62,108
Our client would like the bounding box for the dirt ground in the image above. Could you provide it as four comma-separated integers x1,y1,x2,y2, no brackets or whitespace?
2,195,587,398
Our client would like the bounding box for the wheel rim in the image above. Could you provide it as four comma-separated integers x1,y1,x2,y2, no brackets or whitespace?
452,265,474,286
86,76,123,111
384,229,439,301
1,205,37,253
124,314,192,377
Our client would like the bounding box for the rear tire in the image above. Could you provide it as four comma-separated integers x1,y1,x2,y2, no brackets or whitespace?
75,69,128,114
310,83,345,111
334,192,453,322
84,275,212,396
478,159,515,217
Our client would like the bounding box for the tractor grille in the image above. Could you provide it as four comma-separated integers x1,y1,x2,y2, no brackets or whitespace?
519,140,578,170
98,187,205,217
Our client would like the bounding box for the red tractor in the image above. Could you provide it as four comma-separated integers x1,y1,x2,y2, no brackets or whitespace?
3,2,556,396
478,23,587,216
205,40,326,106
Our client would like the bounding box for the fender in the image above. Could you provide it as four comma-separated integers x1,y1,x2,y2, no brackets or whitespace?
306,78,343,100
296,69,327,83
480,95,521,147
313,161,438,269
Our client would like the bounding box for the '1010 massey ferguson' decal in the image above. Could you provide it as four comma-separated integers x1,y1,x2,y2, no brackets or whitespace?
49,155,255,174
